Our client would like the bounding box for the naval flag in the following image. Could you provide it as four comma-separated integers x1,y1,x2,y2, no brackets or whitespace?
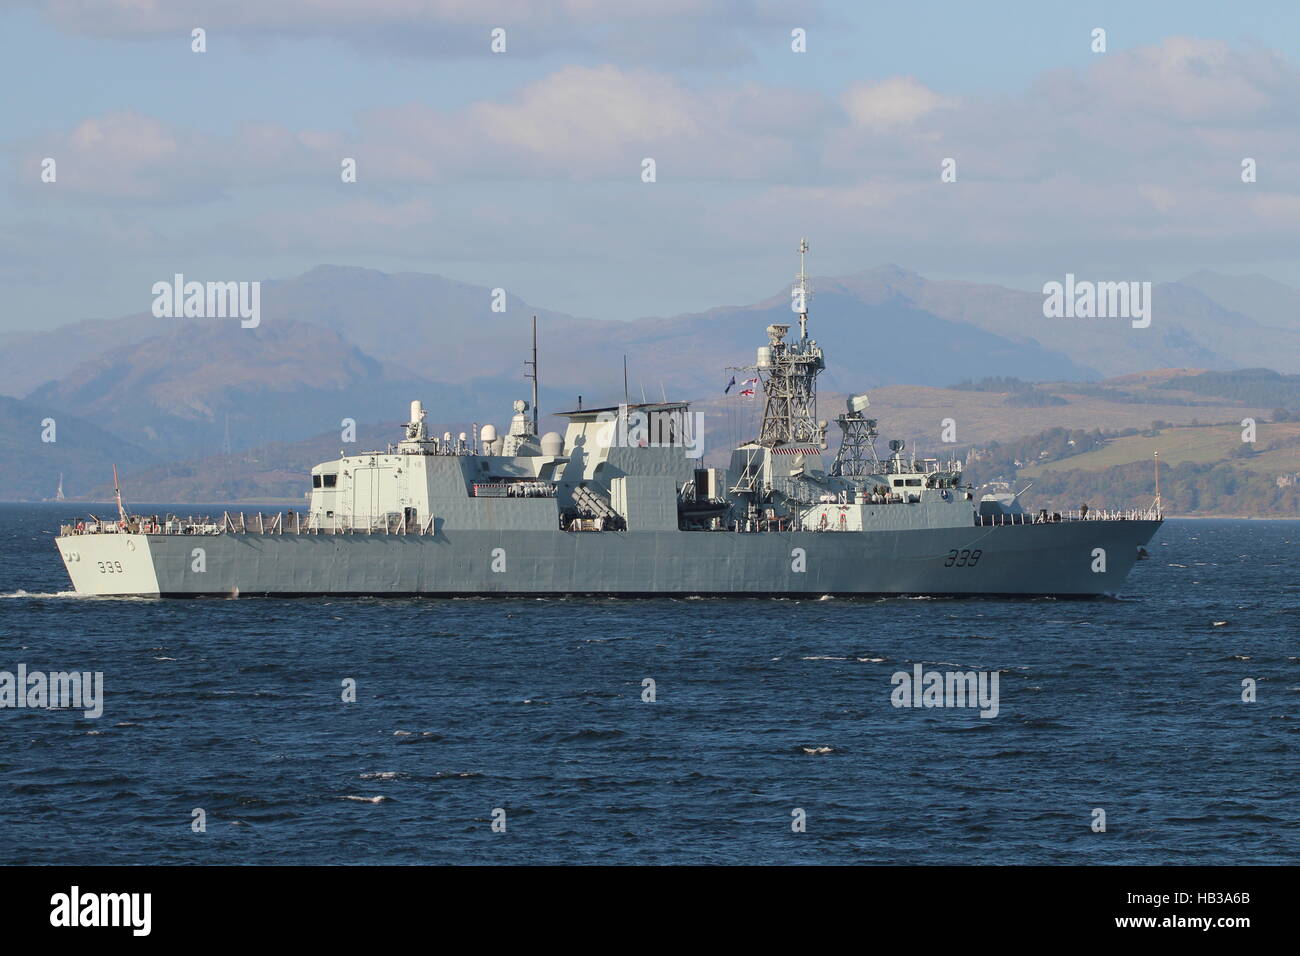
724,376,736,394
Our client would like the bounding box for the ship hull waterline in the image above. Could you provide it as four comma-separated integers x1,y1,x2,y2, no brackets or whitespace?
56,520,1162,599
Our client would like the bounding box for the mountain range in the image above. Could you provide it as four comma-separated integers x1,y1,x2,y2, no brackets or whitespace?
2,263,1298,501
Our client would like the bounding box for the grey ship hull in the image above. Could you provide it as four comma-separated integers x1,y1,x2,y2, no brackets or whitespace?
56,520,1161,598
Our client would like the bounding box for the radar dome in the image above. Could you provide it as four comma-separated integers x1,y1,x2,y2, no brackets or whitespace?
480,424,497,442
540,432,564,457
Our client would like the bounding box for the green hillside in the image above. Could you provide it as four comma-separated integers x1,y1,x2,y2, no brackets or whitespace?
967,420,1300,517
1018,422,1300,477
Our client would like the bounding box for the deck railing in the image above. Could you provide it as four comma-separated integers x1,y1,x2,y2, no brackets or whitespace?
61,512,438,536
61,504,1161,538
975,508,1159,527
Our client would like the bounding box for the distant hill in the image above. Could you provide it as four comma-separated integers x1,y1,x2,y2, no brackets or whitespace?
963,420,1300,517
4,262,1300,508
0,313,163,398
23,319,488,459
1179,270,1300,334
0,395,157,501
84,422,406,504
822,266,1300,376
1153,368,1300,410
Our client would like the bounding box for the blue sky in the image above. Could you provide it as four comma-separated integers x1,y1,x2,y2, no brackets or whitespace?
5,0,1300,330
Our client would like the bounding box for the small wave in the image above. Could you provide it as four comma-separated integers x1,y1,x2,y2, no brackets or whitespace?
341,795,389,803
799,746,834,755
560,728,625,743
1021,718,1066,730
359,771,403,780
1,590,80,599
396,732,444,745
1,590,154,601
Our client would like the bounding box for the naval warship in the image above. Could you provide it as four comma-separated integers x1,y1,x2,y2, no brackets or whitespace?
55,242,1162,598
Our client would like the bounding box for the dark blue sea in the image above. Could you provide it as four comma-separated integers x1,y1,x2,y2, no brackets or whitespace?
1,504,1295,865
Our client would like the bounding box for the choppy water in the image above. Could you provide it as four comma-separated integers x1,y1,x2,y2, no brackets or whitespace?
0,504,1295,864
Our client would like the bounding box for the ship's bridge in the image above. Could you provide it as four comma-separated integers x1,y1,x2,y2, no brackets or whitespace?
553,401,701,488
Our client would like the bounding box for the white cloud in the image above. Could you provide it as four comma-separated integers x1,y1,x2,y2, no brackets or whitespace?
841,76,956,129
10,36,1300,319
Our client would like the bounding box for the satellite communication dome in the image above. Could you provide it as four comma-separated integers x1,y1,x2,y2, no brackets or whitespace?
480,424,498,442
540,432,564,457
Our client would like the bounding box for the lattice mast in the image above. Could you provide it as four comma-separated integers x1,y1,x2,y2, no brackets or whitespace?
831,394,882,477
756,239,826,447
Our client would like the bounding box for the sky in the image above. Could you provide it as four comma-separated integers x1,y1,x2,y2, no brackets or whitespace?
4,0,1300,331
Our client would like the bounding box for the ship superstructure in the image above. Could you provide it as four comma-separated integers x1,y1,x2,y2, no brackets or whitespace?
54,242,1162,598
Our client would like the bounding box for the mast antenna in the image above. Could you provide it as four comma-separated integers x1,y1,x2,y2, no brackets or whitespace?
1153,450,1161,517
112,464,128,524
795,237,810,341
524,315,539,436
